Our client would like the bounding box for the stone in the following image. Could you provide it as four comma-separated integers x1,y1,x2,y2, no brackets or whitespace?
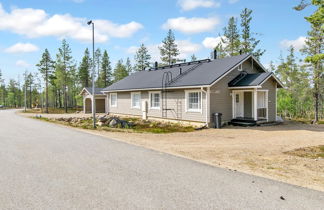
109,118,120,128
98,116,108,123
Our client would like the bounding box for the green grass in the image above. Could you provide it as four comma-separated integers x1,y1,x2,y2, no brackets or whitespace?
284,145,324,159
290,118,324,125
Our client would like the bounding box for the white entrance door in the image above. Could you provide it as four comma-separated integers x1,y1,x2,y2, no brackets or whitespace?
234,92,244,118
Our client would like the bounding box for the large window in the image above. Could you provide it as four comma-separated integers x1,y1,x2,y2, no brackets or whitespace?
110,93,117,107
131,92,141,109
186,91,202,112
150,92,161,109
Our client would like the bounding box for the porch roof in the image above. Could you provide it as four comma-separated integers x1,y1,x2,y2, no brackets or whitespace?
80,87,105,96
228,72,283,88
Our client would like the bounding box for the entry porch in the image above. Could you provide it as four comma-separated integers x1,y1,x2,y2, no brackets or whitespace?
231,89,268,126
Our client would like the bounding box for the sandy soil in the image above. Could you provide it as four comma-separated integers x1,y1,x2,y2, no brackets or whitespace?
20,111,324,191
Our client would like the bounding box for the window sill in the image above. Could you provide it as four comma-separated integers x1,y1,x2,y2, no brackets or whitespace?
149,107,161,110
186,109,202,113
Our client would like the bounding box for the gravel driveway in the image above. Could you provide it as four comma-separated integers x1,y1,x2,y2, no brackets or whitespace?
1,109,324,209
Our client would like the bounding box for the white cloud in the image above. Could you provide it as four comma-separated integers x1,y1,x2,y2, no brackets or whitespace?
16,60,30,68
178,0,220,11
228,0,239,4
0,4,143,43
280,36,306,50
95,20,143,38
162,17,219,34
127,40,201,62
202,36,226,49
5,42,39,53
176,40,201,59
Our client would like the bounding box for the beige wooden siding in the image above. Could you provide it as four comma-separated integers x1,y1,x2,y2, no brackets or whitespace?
107,89,206,123
260,78,277,121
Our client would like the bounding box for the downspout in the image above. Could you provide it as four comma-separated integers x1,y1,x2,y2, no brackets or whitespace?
201,87,209,127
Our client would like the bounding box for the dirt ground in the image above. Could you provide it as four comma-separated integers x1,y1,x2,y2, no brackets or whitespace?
20,112,324,191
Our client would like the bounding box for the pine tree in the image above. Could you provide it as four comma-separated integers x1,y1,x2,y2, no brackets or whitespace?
95,48,102,86
55,39,74,113
113,59,128,82
36,49,54,113
214,42,227,59
99,50,112,87
295,0,323,122
191,54,197,61
0,69,5,106
134,44,151,71
79,48,91,88
159,29,180,65
223,17,241,56
125,57,132,74
240,8,265,59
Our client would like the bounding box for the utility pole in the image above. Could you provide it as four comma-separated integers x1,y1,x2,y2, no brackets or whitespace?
24,70,27,112
87,20,96,128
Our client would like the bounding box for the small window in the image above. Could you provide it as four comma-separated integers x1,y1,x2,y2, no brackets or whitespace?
236,94,240,103
110,93,117,107
150,92,161,109
131,92,141,109
187,91,201,112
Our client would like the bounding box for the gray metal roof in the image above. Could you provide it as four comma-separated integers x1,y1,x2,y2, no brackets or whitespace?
228,72,273,87
103,54,253,91
84,87,105,95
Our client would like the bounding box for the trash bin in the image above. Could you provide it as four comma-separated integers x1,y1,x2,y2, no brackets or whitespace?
213,113,222,129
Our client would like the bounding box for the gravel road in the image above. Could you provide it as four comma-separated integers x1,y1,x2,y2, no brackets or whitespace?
0,109,323,209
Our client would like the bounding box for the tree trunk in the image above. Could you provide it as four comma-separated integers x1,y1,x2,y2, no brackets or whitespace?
45,71,49,113
64,84,67,113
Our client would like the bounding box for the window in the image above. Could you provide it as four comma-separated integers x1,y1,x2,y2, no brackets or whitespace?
186,91,202,112
257,91,266,108
236,94,240,103
149,92,161,109
110,93,117,107
131,92,141,109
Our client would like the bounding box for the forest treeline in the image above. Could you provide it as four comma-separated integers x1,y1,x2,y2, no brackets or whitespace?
0,2,323,122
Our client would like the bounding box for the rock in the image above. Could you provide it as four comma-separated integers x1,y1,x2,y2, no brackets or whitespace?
98,116,108,123
109,118,120,128
97,122,104,126
280,196,285,200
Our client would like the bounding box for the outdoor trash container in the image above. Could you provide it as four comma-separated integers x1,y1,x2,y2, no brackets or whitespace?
213,113,222,129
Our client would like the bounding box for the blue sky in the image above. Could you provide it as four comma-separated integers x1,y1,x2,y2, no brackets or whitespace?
0,0,314,82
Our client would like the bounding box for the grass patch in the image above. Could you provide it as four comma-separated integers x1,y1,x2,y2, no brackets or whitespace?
291,118,324,125
24,107,82,114
32,116,195,134
284,145,324,159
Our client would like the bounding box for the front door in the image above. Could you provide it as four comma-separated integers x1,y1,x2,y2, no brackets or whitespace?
234,92,244,118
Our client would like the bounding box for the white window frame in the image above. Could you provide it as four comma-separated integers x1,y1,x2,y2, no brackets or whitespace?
185,90,202,113
110,93,117,108
131,92,141,109
149,91,161,110
257,90,269,121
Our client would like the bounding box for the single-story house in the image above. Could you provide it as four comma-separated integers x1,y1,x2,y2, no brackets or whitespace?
80,87,107,113
82,53,283,127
